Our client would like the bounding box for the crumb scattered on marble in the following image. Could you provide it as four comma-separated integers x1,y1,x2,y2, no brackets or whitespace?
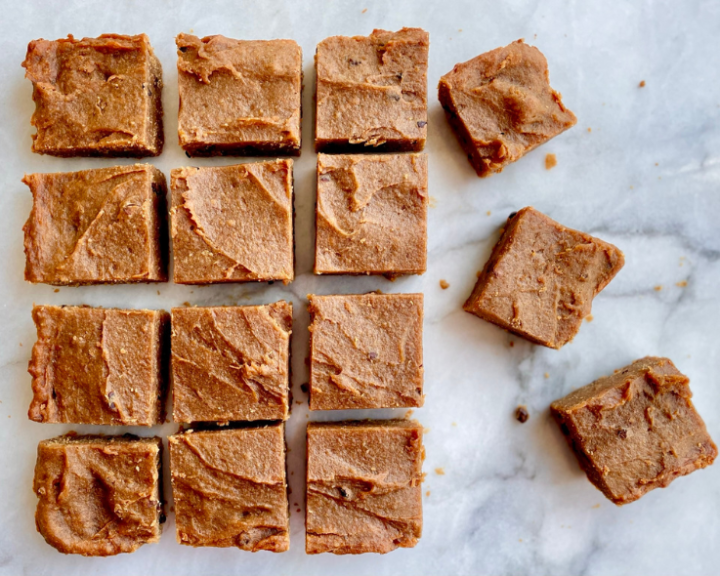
544,372,549,379
519,538,523,542
486,210,491,216
639,80,646,88
295,400,302,405
429,196,437,208
458,28,463,32
157,290,161,295
515,406,529,423
545,153,557,170
404,409,414,419
654,285,663,292
19,343,22,347
585,314,594,322
676,280,688,287
183,301,191,307
424,428,431,434
53,288,59,293
435,467,445,476
439,279,450,289
587,127,592,133
451,422,457,427
592,503,601,509
655,162,659,166
362,7,367,12
426,490,431,497
509,341,514,348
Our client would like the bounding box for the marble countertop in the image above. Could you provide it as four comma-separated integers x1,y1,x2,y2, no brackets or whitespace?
0,0,718,574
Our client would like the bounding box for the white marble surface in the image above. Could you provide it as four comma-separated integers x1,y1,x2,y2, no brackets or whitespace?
0,0,718,574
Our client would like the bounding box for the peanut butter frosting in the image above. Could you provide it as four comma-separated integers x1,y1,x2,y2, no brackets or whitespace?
315,28,428,152
552,357,717,505
23,164,167,285
170,160,294,284
23,34,163,157
176,34,301,156
33,435,163,556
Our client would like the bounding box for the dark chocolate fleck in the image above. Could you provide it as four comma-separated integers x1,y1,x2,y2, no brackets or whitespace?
515,406,530,423
179,46,188,53
617,429,628,439
508,211,518,220
300,383,308,394
348,58,361,66
339,487,348,498
368,352,378,360
417,121,427,128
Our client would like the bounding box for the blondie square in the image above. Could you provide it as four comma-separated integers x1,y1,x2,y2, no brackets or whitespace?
23,34,163,157
177,34,302,156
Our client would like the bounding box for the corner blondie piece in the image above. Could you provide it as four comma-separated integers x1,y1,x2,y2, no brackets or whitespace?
177,34,302,156
23,164,167,285
439,40,576,177
23,34,163,157
315,28,429,152
170,160,294,284
551,357,717,505
172,302,292,423
315,153,427,276
33,434,163,556
464,207,624,349
28,305,168,426
306,420,424,554
308,294,423,410
169,424,289,551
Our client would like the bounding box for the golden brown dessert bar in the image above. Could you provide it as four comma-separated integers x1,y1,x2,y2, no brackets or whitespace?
315,28,428,153
306,420,424,554
23,164,167,285
23,34,163,157
28,305,168,426
439,40,576,177
33,434,163,556
464,207,624,349
308,294,423,410
177,34,302,157
169,424,289,551
170,160,294,284
314,153,427,277
551,357,717,505
172,302,292,423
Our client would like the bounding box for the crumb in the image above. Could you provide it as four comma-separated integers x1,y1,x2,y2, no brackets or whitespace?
306,414,309,419
545,153,557,170
629,185,634,190
424,428,431,434
587,127,592,133
585,314,594,322
592,503,601,509
404,409,414,419
429,196,437,208
509,341,514,348
639,80,646,88
53,288,59,293
300,383,308,393
654,285,663,292
183,301,191,307
362,7,367,12
426,490,431,497
515,406,529,423
439,279,450,290
190,290,194,294
19,343,22,347
434,467,445,476
295,400,302,405
486,210,491,216
534,33,537,38
451,422,457,427
156,290,160,295
458,28,463,32
676,280,688,287
544,372,549,379
655,162,659,166
476,270,483,278
519,538,523,542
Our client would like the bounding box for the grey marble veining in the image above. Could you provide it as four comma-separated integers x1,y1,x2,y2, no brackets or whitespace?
0,0,718,574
